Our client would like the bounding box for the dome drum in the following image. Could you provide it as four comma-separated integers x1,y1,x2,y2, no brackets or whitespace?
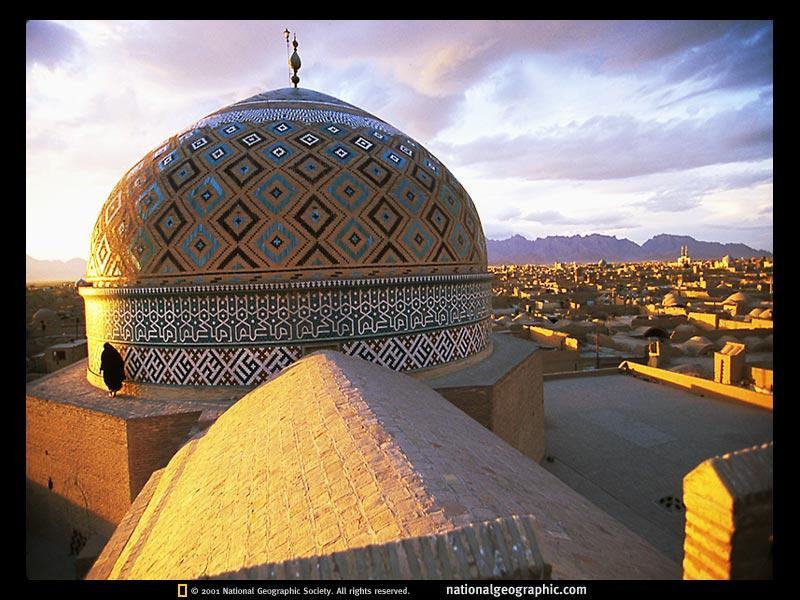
82,87,492,387
80,273,492,386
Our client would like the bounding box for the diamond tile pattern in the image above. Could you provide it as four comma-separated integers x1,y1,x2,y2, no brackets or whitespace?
87,88,487,287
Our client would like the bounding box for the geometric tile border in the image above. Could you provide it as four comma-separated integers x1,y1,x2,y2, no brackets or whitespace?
87,320,491,386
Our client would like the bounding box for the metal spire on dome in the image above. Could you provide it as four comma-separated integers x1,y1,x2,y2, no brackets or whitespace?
284,29,301,88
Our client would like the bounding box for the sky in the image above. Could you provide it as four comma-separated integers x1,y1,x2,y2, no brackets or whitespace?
26,20,773,262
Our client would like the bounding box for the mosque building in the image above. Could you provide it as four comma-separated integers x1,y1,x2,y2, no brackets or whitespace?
27,34,770,582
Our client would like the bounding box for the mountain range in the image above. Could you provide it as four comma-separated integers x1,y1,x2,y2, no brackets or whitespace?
486,234,772,265
26,255,87,283
25,233,772,281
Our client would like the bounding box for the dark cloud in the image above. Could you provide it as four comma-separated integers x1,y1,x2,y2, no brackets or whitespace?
367,21,768,99
26,20,85,70
662,22,772,92
446,98,772,181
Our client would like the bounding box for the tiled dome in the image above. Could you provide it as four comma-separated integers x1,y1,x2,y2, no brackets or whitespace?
86,88,487,288
79,87,492,387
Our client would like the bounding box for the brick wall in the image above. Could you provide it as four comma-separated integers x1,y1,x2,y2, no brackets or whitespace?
687,312,720,330
434,351,545,463
749,367,773,392
27,394,202,575
26,396,130,548
526,326,569,348
540,349,579,374
126,413,202,500
619,361,772,410
718,318,773,331
435,387,492,429
492,351,545,462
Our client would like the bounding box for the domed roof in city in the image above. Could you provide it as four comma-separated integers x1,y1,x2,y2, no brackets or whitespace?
662,292,684,307
743,335,769,352
679,336,715,356
85,87,487,288
670,323,699,343
724,291,750,304
31,308,57,323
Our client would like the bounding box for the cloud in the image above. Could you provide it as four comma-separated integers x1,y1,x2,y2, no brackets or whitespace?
308,21,772,102
662,22,772,92
637,190,704,212
520,210,635,228
445,97,772,180
634,167,772,213
26,20,85,70
496,207,522,220
26,20,775,260
707,223,773,232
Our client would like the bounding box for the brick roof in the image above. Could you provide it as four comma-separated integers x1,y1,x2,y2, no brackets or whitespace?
95,351,676,580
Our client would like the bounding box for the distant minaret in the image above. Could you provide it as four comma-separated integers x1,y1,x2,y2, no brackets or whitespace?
678,245,691,267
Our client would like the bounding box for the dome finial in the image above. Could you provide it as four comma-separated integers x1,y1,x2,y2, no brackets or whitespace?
286,30,301,88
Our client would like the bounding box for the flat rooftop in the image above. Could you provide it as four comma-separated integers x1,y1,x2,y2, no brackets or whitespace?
26,360,246,422
422,332,539,388
542,374,773,563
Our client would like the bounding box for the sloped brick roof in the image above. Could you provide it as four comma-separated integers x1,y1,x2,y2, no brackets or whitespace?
95,351,676,580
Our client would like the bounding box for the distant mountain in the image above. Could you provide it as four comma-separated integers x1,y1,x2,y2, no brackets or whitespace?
639,234,771,261
26,255,86,283
486,234,772,265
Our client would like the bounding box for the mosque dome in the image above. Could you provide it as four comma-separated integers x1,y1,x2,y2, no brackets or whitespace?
79,87,492,387
86,88,486,287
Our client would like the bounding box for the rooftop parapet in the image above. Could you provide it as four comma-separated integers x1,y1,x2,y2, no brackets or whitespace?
683,442,773,579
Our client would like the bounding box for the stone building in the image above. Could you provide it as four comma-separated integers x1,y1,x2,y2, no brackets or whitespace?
42,339,88,374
